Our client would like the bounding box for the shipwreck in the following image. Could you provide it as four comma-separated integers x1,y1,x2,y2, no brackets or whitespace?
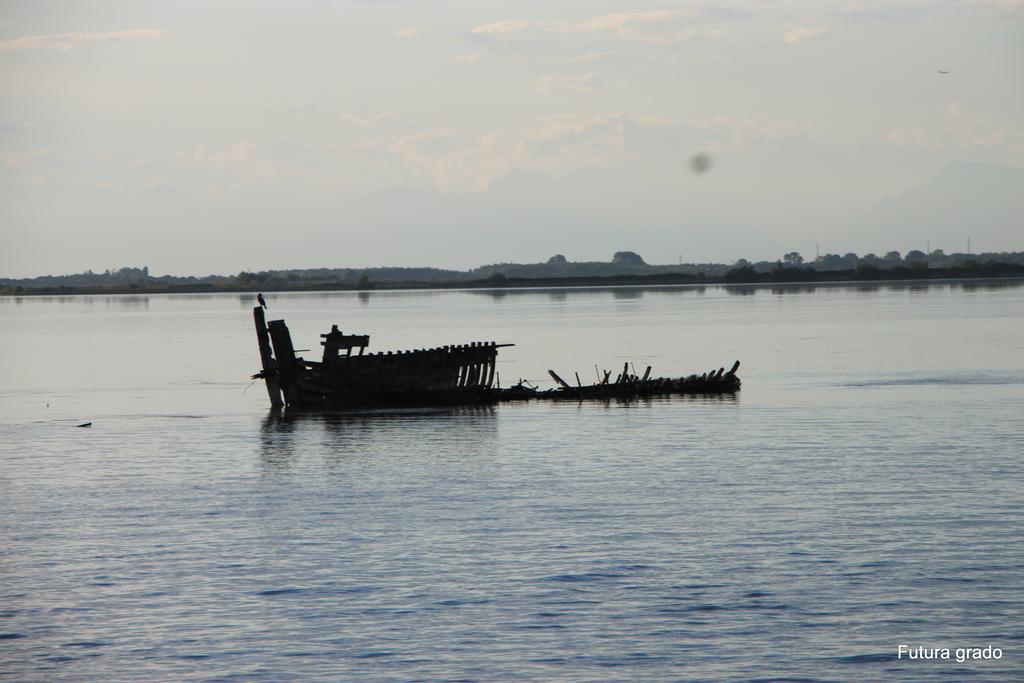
251,306,741,410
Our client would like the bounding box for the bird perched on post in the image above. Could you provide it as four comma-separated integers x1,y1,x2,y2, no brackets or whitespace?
257,293,267,309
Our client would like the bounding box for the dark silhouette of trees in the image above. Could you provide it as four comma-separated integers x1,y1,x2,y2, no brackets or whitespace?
905,250,928,264
815,253,844,270
5,249,1024,295
724,264,758,282
612,251,646,265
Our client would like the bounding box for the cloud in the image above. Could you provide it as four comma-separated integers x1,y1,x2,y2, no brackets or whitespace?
535,74,600,96
548,10,684,41
387,114,629,192
454,53,485,64
1,148,48,168
563,52,617,63
95,153,153,167
546,11,722,44
471,20,532,34
550,10,676,36
0,29,168,52
686,115,817,149
0,121,32,134
345,112,398,126
385,112,815,194
396,28,425,37
173,140,275,186
96,178,128,194
783,26,831,44
634,115,675,128
469,12,723,46
943,101,1021,152
883,101,1024,158
886,127,934,148
955,0,1024,18
0,148,60,189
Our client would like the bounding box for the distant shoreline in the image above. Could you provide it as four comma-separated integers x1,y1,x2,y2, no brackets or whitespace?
3,268,1023,297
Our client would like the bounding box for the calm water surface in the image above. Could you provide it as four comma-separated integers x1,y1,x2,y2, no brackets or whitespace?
1,283,1022,681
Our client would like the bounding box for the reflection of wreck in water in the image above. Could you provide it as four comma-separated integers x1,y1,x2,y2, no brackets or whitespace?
251,307,741,410
259,407,499,470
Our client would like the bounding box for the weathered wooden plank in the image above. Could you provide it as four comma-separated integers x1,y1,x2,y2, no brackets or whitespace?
267,319,300,407
548,370,572,389
253,306,283,408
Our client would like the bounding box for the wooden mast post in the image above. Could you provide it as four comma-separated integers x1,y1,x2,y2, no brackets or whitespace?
253,306,283,409
267,319,301,407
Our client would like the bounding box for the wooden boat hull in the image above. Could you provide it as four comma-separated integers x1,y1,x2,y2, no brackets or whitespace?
252,307,740,410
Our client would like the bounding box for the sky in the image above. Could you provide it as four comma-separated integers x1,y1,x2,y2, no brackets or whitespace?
1,0,1022,277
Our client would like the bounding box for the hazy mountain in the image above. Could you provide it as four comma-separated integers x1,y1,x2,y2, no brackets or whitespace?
853,161,1024,253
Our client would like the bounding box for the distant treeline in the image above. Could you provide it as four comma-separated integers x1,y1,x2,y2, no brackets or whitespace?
2,250,1024,294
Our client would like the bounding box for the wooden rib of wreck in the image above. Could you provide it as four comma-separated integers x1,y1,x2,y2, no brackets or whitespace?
251,307,740,410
